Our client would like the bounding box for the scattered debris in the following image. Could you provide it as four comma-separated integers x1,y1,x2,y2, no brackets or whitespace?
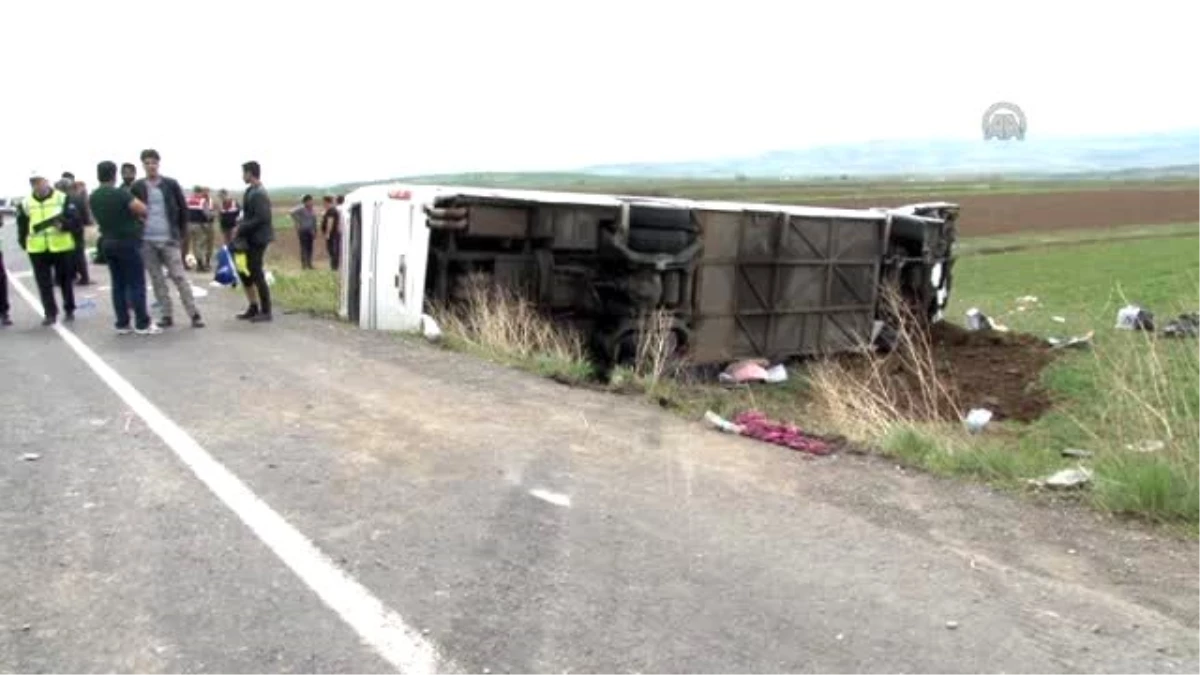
732,411,833,455
1051,315,1067,323
945,620,960,630
1126,439,1166,454
964,408,993,434
720,359,770,384
1115,304,1154,331
1061,448,1094,459
420,313,442,342
763,363,788,383
965,308,1009,333
1161,312,1199,338
20,453,40,462
1034,467,1094,490
704,411,745,435
1016,295,1039,305
1047,330,1095,350
712,410,834,456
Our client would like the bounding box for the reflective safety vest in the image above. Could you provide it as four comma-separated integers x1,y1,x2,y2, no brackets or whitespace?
24,190,75,255
186,194,210,211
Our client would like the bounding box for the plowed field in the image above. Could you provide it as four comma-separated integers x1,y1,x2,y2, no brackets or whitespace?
825,186,1199,236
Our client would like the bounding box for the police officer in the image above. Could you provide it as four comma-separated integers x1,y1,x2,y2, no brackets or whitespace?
17,171,80,326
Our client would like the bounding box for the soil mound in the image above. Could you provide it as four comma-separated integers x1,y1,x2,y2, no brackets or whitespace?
838,322,1059,423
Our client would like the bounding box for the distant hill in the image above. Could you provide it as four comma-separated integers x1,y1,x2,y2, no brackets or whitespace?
576,130,1200,180
271,130,1198,197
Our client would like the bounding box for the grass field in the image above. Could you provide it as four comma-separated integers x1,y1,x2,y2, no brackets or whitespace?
261,178,1200,526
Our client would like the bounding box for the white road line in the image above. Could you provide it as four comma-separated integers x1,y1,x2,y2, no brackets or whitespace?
6,271,453,675
529,488,572,508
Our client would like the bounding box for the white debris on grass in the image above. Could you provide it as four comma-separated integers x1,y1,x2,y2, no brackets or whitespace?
1126,440,1166,454
964,408,993,434
420,313,442,342
704,410,745,435
1035,467,1094,490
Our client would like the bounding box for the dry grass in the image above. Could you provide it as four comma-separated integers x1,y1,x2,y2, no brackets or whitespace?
428,273,595,383
807,285,962,443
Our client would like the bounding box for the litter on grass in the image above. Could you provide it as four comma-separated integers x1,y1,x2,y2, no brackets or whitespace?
1048,331,1095,350
704,410,833,456
1033,467,1094,490
964,408,993,433
718,360,789,384
1115,304,1155,331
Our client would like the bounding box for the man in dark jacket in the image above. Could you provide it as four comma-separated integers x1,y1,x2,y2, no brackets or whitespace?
130,148,204,329
232,160,274,322
59,172,93,285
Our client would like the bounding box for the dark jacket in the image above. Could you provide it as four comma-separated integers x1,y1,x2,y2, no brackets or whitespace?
16,190,82,251
130,175,189,243
234,183,274,248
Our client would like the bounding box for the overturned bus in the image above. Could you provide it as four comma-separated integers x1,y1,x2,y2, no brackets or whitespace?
337,184,958,365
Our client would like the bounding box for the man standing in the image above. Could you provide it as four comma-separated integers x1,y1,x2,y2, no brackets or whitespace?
94,163,136,265
289,194,318,270
232,161,274,322
16,171,80,326
217,188,240,246
90,161,159,335
0,213,11,327
186,186,215,272
59,172,93,285
320,195,342,271
131,149,205,329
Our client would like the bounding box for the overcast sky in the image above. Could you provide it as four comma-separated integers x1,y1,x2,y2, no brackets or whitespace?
1,0,1195,192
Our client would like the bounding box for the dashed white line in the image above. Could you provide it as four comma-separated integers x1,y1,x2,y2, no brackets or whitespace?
529,488,572,507
7,270,453,674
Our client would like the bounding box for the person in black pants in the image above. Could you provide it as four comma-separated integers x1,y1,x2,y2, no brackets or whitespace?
320,195,342,271
0,238,11,327
232,160,274,323
17,173,80,326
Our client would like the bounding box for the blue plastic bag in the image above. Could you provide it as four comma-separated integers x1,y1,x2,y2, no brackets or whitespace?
213,245,238,287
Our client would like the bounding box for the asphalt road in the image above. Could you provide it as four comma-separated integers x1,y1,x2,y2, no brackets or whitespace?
1,221,1198,673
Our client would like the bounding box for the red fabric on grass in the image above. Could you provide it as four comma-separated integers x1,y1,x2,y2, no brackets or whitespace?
731,410,834,456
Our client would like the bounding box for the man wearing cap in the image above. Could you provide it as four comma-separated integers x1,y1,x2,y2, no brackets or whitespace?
16,171,81,326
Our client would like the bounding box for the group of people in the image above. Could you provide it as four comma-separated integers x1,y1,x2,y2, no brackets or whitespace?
289,193,344,271
0,150,277,332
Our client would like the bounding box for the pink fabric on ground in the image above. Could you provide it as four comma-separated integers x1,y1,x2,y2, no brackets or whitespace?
731,410,834,456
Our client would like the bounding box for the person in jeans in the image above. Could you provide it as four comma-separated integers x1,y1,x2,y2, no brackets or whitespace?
233,160,274,322
89,161,160,335
290,194,318,270
131,148,205,329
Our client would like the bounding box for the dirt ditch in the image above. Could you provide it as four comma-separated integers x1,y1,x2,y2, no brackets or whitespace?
836,322,1059,423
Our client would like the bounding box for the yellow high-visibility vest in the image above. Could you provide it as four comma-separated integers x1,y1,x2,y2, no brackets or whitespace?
24,190,74,254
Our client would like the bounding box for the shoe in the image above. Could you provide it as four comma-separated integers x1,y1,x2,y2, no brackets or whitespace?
191,314,205,328
41,316,56,327
0,315,11,327
249,313,273,323
236,306,259,320
134,324,163,335
116,326,133,335
78,280,92,286
64,312,75,323
158,316,174,328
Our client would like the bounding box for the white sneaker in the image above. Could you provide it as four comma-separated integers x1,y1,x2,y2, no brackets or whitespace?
135,324,163,335
116,327,133,335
